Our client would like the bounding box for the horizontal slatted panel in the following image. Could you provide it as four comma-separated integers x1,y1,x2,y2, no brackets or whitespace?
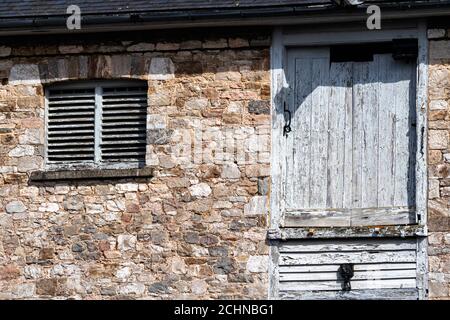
47,88,95,162
101,85,147,162
279,288,419,300
278,239,418,297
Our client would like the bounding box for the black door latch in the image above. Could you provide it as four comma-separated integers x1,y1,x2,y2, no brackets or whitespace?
338,263,354,291
283,101,292,137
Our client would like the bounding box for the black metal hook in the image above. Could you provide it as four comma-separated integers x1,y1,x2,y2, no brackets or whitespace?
338,263,354,291
283,101,291,137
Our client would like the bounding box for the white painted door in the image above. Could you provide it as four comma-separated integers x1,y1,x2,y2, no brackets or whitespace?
281,47,417,227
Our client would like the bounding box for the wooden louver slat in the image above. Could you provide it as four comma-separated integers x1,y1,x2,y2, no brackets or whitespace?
47,88,96,162
100,86,148,162
46,82,148,165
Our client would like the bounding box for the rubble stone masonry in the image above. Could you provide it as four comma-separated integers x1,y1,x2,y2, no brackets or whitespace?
1,27,450,300
0,32,271,299
428,29,450,299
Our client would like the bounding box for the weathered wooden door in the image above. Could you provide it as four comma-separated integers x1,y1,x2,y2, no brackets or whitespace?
271,45,422,300
281,47,417,228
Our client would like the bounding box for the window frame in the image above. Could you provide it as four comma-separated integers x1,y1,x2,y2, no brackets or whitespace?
44,79,148,171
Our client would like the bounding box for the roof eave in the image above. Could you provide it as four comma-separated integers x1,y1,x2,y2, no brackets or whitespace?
0,6,450,37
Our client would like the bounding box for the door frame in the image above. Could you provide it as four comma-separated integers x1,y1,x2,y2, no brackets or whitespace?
268,20,429,299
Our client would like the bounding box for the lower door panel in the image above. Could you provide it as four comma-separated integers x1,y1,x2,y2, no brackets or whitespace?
277,238,419,300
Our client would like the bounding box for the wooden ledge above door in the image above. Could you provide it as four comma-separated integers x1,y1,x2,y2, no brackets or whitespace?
267,225,426,240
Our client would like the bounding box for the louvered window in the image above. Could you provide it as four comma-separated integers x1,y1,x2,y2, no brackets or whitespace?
46,80,147,167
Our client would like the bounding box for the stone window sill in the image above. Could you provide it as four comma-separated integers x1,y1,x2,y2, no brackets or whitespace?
29,167,154,182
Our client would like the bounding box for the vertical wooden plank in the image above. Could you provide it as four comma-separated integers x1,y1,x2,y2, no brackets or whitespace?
361,56,380,207
415,20,429,300
309,57,330,208
268,27,284,298
415,21,428,228
342,62,354,209
284,52,296,209
292,57,313,209
377,54,396,207
269,242,280,299
351,62,369,209
393,61,414,207
408,60,418,209
327,62,351,208
269,27,285,229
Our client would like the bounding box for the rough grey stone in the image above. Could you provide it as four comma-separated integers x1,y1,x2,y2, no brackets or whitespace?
429,130,449,150
58,45,83,54
118,283,145,295
64,196,84,211
0,46,11,57
257,177,269,195
147,114,167,130
199,235,219,246
213,257,236,275
9,64,41,85
430,100,448,110
191,279,207,295
221,163,241,179
248,100,270,115
148,281,170,294
246,255,268,273
72,243,85,252
5,201,26,213
101,287,117,296
208,246,228,257
117,235,137,251
19,129,42,145
147,129,173,145
189,183,212,198
127,42,155,52
428,29,446,39
149,57,175,80
15,283,36,298
151,231,167,244
185,98,208,110
184,232,199,244
244,196,268,216
17,156,42,172
228,274,254,283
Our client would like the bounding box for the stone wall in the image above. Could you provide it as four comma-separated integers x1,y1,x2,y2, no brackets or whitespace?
0,32,271,299
427,29,450,299
2,26,450,300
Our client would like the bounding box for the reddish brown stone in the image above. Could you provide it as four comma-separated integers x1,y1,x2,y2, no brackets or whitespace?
36,279,58,296
125,203,140,213
39,248,54,261
121,213,133,223
98,240,110,252
1,134,16,145
185,257,208,265
0,264,20,280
